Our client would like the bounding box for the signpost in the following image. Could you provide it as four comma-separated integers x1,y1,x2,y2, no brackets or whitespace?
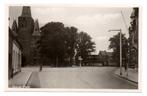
78,56,83,67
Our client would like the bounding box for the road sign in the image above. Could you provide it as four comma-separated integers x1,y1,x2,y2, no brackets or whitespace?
78,56,83,61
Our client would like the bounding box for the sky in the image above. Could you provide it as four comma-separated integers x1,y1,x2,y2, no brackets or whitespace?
9,6,133,54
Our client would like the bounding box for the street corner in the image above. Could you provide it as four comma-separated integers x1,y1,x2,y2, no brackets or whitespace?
8,71,32,88
114,68,138,86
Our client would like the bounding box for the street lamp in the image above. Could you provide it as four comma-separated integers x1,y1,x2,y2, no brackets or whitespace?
108,29,122,75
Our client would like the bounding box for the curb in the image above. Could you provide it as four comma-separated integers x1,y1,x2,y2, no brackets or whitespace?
115,73,138,84
24,72,32,87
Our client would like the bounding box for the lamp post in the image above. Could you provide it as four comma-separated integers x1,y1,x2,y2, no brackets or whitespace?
108,29,122,75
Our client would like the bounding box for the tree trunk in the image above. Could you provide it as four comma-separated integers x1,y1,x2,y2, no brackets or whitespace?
56,56,58,67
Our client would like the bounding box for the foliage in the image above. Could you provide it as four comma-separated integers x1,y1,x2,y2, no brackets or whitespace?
108,32,128,66
38,22,95,67
76,32,95,61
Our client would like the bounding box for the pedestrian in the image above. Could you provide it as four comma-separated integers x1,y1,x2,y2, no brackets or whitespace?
124,62,127,71
11,68,14,78
40,63,42,71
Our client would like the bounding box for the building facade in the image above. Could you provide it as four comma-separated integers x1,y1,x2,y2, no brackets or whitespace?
98,51,109,66
12,41,22,74
128,8,139,68
84,55,99,66
98,51,116,66
9,25,22,79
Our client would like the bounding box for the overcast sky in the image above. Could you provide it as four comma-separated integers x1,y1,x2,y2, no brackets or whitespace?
9,6,133,54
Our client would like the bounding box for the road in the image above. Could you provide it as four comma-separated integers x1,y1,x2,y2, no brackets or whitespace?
26,67,137,89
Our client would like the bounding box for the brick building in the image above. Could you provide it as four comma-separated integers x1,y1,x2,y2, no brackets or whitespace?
16,6,41,66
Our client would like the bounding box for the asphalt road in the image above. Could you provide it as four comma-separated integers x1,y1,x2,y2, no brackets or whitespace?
26,67,137,89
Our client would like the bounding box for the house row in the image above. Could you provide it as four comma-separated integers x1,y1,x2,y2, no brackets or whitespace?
9,27,22,79
8,6,41,79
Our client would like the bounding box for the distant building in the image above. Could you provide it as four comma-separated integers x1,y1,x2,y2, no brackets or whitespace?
106,52,116,66
128,8,139,68
98,51,115,66
84,55,99,66
9,24,22,79
98,51,109,66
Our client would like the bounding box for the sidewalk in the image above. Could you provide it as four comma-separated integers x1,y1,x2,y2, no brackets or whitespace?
114,68,138,84
9,71,32,88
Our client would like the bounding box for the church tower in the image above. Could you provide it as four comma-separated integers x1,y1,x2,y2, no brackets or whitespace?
31,19,41,65
32,19,41,36
17,6,34,66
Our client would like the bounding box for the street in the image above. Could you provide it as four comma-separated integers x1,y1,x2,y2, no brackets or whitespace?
25,67,137,89
8,6,139,90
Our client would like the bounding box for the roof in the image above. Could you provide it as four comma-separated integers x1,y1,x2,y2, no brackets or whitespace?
9,27,23,50
11,20,18,36
21,6,32,17
98,51,113,57
107,52,113,57
98,51,107,56
32,19,41,36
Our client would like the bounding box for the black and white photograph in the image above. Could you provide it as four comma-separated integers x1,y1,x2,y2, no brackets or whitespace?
8,5,139,91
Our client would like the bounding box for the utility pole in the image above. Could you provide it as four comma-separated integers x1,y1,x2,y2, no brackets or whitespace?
121,10,129,77
120,29,122,75
108,29,122,75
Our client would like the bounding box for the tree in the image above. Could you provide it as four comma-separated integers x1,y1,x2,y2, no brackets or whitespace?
38,22,96,67
64,26,78,66
76,32,96,65
108,32,129,67
39,22,67,67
